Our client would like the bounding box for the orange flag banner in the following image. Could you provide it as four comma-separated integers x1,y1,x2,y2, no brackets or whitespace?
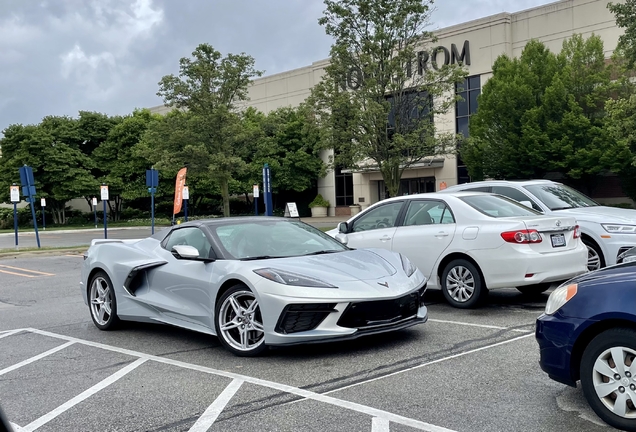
173,167,187,215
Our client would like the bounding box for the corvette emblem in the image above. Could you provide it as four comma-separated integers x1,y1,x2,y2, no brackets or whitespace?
378,281,389,288
556,220,561,227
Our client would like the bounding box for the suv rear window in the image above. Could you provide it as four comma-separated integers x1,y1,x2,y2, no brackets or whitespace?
460,195,541,218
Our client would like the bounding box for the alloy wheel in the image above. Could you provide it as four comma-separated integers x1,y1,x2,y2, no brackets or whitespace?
218,290,265,353
587,245,601,272
90,276,113,326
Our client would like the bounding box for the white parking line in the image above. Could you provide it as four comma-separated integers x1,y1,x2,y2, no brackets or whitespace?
10,422,23,431
0,342,75,376
372,417,390,431
323,333,534,396
22,358,147,432
0,329,23,339
188,379,244,432
428,318,533,333
23,328,456,432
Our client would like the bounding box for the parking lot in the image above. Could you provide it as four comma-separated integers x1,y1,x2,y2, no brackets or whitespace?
0,254,615,431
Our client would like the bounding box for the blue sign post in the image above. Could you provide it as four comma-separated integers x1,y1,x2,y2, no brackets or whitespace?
146,169,159,234
262,164,273,217
19,165,40,248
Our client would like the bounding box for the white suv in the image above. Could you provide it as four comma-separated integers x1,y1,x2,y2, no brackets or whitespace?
442,179,636,271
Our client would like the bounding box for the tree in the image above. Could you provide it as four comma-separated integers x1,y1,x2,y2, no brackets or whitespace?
154,43,262,216
92,109,157,220
606,95,636,198
0,120,97,224
308,0,467,197
461,35,627,192
609,0,636,68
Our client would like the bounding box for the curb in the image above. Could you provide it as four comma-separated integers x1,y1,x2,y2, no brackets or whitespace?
0,226,169,237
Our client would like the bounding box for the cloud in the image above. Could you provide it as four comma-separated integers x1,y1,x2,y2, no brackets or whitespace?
0,0,556,132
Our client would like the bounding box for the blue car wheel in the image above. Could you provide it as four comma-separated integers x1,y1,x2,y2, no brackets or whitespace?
581,328,636,431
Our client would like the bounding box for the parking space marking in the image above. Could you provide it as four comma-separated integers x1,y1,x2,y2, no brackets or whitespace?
323,333,534,397
372,417,390,431
10,422,23,431
18,328,457,432
428,318,532,333
22,358,147,432
188,378,244,432
0,329,23,339
0,269,37,278
0,264,55,277
0,341,75,376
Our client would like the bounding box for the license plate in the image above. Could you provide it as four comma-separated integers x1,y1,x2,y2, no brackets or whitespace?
551,234,566,248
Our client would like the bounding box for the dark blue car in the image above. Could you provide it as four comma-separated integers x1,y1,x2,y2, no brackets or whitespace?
536,261,636,431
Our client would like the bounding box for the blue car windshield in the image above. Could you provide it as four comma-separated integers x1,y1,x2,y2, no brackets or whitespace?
524,184,599,210
212,220,347,260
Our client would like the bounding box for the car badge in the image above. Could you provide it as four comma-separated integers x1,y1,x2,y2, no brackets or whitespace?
556,220,561,227
378,281,389,288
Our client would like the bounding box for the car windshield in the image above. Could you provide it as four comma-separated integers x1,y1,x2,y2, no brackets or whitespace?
211,220,347,260
523,184,599,210
460,194,542,218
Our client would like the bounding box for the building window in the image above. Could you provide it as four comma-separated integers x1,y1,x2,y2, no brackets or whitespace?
335,167,353,206
378,177,435,200
456,75,481,184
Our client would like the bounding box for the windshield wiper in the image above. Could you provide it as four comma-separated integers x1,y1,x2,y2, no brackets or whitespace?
240,255,281,261
302,250,341,256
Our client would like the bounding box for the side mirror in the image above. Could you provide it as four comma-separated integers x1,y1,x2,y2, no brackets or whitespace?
519,200,533,208
335,233,349,245
172,245,200,260
338,222,349,234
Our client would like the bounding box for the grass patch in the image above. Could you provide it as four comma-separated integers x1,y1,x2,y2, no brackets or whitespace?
0,245,87,257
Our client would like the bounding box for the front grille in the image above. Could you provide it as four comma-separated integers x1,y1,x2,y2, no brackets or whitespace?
275,303,337,334
337,290,422,329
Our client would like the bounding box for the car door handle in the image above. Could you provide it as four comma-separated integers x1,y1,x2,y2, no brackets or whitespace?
379,236,392,242
435,231,449,237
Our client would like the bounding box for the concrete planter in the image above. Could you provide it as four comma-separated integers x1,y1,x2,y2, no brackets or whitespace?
310,206,328,217
349,205,361,215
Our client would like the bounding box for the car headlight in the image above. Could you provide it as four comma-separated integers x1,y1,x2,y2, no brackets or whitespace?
602,224,636,234
400,254,417,277
253,268,337,288
545,283,578,315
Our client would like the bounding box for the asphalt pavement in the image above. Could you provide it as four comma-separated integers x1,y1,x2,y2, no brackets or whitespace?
0,216,345,251
0,255,614,432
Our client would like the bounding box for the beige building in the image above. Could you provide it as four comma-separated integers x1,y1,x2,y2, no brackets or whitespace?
151,0,625,216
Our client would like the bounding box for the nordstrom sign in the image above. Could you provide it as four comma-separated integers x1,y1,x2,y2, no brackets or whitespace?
342,40,471,90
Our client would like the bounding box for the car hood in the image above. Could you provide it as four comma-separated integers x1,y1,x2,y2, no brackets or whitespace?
564,261,636,288
255,249,399,283
554,206,636,224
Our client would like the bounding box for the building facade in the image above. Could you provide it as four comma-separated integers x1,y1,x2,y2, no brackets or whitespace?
151,0,625,216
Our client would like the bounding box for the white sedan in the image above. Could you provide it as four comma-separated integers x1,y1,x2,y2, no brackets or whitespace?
326,192,588,308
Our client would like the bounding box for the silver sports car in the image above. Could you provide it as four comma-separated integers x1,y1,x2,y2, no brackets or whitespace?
81,217,428,356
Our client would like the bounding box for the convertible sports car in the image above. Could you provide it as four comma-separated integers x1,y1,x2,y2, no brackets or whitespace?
81,217,428,356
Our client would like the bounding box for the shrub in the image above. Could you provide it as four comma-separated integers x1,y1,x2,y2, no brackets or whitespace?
308,194,330,208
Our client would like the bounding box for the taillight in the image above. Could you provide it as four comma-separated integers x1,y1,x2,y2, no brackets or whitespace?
501,229,542,244
573,225,581,238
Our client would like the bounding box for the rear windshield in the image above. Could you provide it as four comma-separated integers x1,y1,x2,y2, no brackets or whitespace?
460,195,542,218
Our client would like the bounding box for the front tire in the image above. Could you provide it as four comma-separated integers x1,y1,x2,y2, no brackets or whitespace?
88,271,120,330
215,285,267,357
441,259,485,309
583,238,604,272
580,328,636,431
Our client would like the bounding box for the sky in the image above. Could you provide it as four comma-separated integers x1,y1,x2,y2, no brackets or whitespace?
0,0,556,130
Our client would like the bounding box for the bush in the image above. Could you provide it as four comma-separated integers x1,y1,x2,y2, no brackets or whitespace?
308,194,330,208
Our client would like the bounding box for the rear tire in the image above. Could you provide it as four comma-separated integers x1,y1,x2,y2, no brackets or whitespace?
441,259,485,309
88,271,120,330
515,283,552,295
580,328,636,431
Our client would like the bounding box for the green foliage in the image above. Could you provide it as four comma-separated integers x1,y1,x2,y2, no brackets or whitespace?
151,43,262,217
606,95,636,199
461,35,631,192
609,0,636,68
309,0,467,197
309,194,330,208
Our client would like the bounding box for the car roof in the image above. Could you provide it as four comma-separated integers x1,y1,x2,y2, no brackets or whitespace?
371,191,495,204
444,179,557,189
